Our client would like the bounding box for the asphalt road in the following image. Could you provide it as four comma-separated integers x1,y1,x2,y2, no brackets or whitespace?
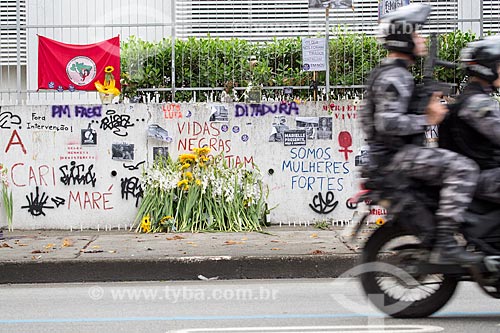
0,279,499,333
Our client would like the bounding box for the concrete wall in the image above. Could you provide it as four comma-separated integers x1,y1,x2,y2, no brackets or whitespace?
0,100,377,230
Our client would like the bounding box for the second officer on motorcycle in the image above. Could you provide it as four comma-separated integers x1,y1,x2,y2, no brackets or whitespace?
440,36,500,204
360,3,483,265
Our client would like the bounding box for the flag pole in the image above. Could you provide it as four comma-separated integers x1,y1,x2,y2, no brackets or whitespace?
171,0,176,102
16,0,22,104
313,71,317,102
325,6,330,102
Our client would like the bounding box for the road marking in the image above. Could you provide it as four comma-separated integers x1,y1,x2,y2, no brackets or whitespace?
170,325,444,333
1,311,499,325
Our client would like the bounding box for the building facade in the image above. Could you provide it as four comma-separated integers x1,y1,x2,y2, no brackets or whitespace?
0,0,497,104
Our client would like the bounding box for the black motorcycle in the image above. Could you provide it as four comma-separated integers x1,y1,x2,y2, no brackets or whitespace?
349,178,500,318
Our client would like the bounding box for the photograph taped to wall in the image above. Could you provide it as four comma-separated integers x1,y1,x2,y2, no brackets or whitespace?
148,124,173,143
355,146,370,167
81,128,97,145
209,105,229,122
269,116,289,142
296,117,319,140
112,143,134,161
153,146,169,161
317,117,333,140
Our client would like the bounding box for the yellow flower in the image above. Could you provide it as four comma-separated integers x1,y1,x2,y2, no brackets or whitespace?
180,163,191,170
105,66,114,73
184,171,193,179
177,179,189,187
193,147,211,156
140,215,151,233
195,179,202,186
183,185,190,191
160,215,173,224
95,78,120,96
179,154,196,163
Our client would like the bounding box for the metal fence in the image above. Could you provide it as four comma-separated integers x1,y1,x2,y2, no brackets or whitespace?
0,0,496,105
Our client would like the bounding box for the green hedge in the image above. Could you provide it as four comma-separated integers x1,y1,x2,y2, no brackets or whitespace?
120,30,477,102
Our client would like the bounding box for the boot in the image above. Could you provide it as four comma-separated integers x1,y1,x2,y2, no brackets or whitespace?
429,218,483,265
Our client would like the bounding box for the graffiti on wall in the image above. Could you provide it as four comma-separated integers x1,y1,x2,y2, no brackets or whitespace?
21,186,58,216
68,186,114,211
1,101,365,228
99,109,135,136
235,102,300,117
121,176,143,207
5,130,27,154
52,105,103,119
163,103,182,119
323,102,358,120
60,144,96,161
176,121,254,168
282,147,350,192
59,162,97,187
309,191,339,214
10,163,57,187
338,131,353,161
0,109,21,129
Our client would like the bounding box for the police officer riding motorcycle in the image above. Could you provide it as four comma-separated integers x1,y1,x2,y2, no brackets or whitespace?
353,4,500,318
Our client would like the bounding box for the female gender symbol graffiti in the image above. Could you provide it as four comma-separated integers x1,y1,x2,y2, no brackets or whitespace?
338,131,353,161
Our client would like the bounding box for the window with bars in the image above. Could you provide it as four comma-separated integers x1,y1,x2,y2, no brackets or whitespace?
175,0,468,40
0,0,27,65
483,0,500,34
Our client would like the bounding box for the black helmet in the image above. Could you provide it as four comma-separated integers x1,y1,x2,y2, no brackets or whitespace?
460,36,500,83
377,3,432,55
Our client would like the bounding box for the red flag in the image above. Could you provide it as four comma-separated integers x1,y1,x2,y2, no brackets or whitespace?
38,35,120,92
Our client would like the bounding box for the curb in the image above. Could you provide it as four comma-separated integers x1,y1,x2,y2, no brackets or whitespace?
0,254,361,284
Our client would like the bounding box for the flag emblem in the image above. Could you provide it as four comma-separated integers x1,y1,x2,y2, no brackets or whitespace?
66,56,97,86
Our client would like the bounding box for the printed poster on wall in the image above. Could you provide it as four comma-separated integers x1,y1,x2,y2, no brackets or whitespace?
284,130,307,146
302,38,326,72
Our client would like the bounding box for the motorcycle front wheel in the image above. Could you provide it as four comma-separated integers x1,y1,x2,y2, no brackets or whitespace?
360,222,458,318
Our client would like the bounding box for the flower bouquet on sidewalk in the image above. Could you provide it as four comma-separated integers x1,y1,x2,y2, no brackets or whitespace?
0,164,13,232
135,147,269,233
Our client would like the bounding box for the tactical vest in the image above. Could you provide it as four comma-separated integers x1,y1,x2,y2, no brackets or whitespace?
439,82,500,170
363,59,426,165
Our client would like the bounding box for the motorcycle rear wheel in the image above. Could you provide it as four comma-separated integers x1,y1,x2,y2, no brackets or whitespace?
360,223,458,318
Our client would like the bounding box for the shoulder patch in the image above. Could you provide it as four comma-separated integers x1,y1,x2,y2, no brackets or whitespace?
383,84,400,102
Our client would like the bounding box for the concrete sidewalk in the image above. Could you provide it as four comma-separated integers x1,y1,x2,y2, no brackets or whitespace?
0,226,372,284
